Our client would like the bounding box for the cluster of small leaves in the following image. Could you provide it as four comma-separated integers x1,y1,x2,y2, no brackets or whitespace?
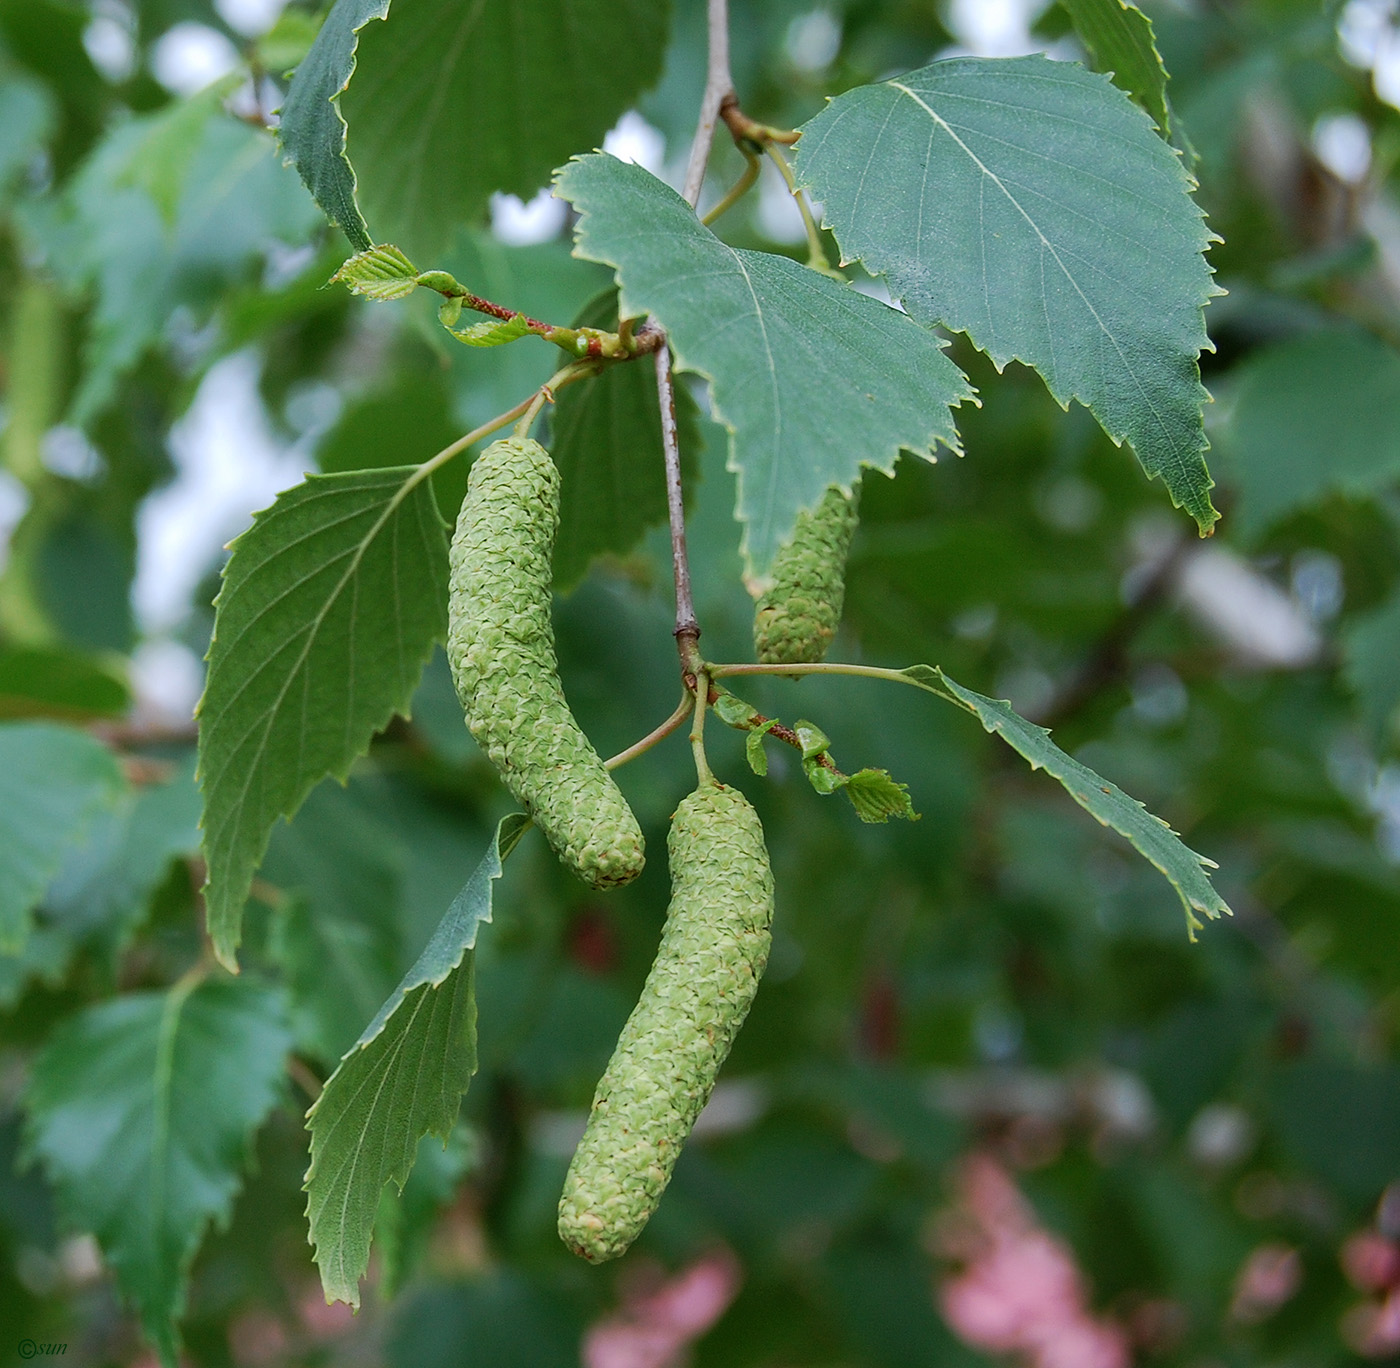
712,692,917,825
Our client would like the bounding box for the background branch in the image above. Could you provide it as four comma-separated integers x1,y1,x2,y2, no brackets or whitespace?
682,0,734,209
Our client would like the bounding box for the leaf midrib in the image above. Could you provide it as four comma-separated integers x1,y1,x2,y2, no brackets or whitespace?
201,468,430,860
887,79,1175,455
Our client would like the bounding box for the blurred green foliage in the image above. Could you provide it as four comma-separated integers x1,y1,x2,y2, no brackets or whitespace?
0,0,1398,1365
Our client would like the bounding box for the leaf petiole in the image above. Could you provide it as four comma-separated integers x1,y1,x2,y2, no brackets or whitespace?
709,658,1231,936
764,144,840,278
413,362,599,494
701,145,761,226
333,246,664,360
603,695,693,771
689,673,715,786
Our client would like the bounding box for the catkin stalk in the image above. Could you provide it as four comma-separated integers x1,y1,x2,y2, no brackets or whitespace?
753,485,860,666
558,782,775,1262
448,436,645,889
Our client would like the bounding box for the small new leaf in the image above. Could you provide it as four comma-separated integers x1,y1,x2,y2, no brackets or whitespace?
713,692,761,730
443,313,530,348
804,756,845,796
745,719,779,777
844,769,919,824
793,720,831,762
331,243,418,300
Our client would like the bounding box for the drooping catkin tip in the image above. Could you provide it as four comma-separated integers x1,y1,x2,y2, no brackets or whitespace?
558,783,774,1263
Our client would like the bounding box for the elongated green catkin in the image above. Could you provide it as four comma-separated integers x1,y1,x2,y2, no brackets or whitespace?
558,783,775,1262
753,485,860,666
448,436,644,890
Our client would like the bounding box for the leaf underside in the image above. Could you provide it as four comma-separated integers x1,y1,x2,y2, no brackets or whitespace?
796,55,1220,533
197,468,448,970
304,814,528,1308
277,0,391,251
555,153,974,576
904,665,1230,935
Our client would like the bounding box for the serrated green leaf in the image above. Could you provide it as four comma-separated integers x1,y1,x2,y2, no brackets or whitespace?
797,55,1220,534
277,0,390,252
23,977,291,1367
555,154,973,575
745,718,779,776
843,769,919,823
1215,330,1400,537
1343,591,1400,749
1061,0,1171,133
0,722,126,952
331,242,418,299
197,468,448,971
899,664,1229,934
550,289,701,589
443,312,531,348
794,719,831,761
804,756,845,795
338,0,672,259
304,813,528,1308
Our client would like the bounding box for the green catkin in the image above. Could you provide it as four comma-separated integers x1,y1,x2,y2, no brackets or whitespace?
447,436,645,890
558,783,775,1262
753,484,860,666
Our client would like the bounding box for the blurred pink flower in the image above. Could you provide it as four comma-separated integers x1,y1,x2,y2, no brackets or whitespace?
936,1153,1130,1368
1344,1231,1400,1294
1343,1288,1400,1358
584,1250,741,1368
1229,1243,1302,1324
